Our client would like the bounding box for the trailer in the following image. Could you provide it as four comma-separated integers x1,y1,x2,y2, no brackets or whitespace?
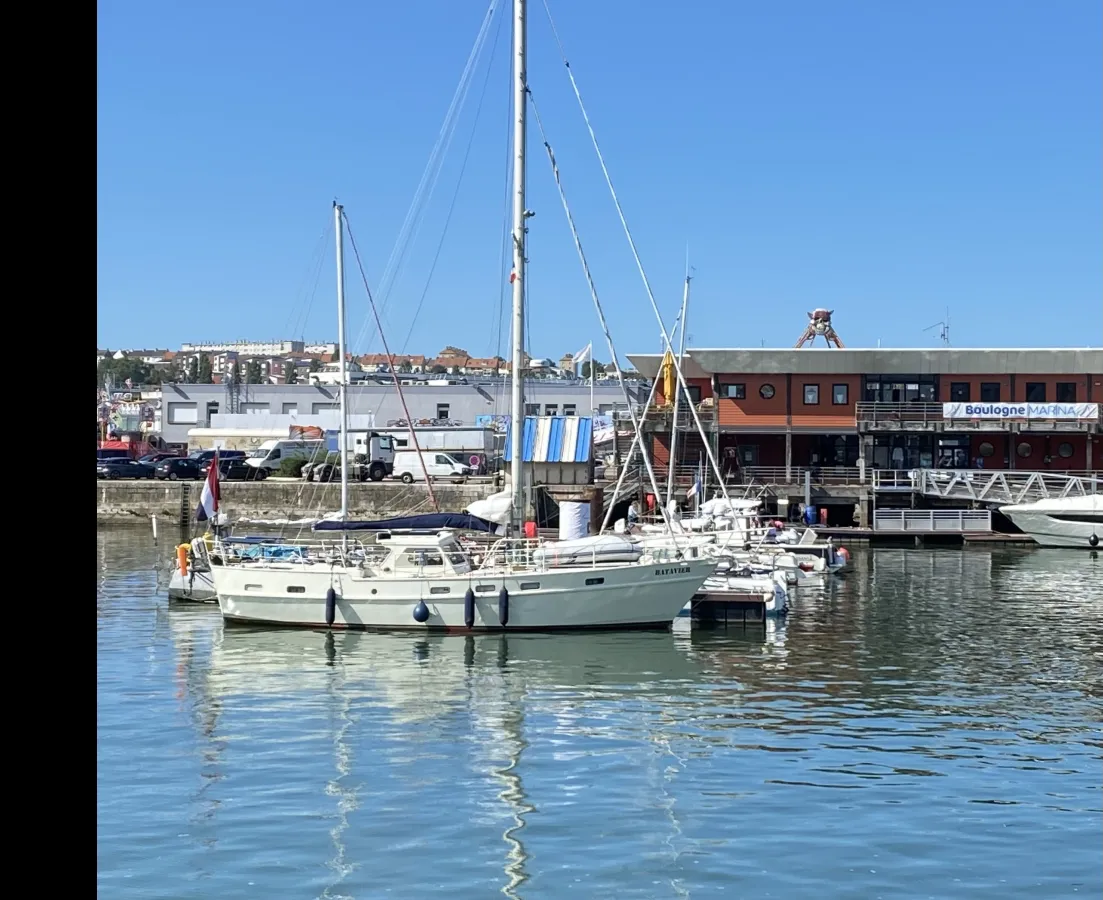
360,427,499,469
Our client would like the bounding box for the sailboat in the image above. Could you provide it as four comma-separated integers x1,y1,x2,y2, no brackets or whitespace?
202,3,716,631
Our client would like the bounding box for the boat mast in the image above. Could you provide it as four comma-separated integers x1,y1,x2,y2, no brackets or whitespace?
508,0,528,533
334,201,350,521
665,269,691,508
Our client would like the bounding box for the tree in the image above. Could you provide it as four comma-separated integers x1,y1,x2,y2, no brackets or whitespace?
97,355,152,388
285,365,299,385
186,356,199,383
430,364,448,374
581,360,606,379
309,358,323,373
246,359,263,384
397,360,412,374
198,354,214,384
160,359,183,384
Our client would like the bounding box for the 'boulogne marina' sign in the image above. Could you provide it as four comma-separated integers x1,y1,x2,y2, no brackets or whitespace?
942,402,1100,420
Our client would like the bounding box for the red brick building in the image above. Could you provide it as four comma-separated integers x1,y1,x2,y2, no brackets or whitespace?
626,348,1103,476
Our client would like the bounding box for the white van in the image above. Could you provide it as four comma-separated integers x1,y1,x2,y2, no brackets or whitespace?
246,439,326,471
392,450,471,484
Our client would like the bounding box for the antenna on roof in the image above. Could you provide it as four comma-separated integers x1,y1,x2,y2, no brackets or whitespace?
923,308,951,346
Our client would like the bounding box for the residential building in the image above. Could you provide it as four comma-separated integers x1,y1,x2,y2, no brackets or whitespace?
181,340,306,356
626,347,1103,474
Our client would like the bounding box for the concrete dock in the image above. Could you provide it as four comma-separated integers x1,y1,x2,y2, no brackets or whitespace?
96,479,496,525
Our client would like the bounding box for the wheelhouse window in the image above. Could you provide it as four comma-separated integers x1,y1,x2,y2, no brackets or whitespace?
980,382,1001,402
436,403,450,420
721,383,746,400
949,382,970,402
1025,382,1046,402
544,404,558,416
563,404,577,416
803,384,820,405
832,384,849,405
1056,382,1077,402
399,549,445,570
759,384,776,400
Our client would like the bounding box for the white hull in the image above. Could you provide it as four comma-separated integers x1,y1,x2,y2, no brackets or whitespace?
1001,509,1102,548
211,557,716,631
168,568,217,603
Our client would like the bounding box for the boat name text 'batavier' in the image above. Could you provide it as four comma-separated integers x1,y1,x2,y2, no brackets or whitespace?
654,566,693,576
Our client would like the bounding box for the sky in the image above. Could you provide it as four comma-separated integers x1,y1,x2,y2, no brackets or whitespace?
98,0,1102,361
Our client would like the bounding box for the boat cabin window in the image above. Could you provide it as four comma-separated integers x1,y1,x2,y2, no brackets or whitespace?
398,549,445,570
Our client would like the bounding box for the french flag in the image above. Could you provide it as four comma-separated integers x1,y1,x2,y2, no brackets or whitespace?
196,451,220,523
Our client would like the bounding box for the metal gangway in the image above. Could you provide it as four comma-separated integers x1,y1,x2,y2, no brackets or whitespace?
916,469,1100,506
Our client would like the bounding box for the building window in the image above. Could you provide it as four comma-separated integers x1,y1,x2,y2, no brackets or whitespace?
803,384,820,405
949,382,970,402
722,383,746,400
832,384,849,405
979,382,1001,402
563,404,577,416
312,402,338,414
436,403,450,420
1057,442,1074,459
167,402,198,425
1017,442,1033,458
1056,382,1077,402
281,403,298,415
524,403,539,416
544,404,558,416
1025,382,1046,402
759,383,776,400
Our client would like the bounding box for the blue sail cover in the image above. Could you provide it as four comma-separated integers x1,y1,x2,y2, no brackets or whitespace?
312,513,498,533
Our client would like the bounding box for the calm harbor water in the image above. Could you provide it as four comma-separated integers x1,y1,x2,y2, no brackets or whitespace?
98,528,1103,899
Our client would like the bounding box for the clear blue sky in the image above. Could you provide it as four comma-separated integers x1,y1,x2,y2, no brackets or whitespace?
98,0,1102,360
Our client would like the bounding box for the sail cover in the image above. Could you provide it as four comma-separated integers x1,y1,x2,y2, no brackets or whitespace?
312,513,499,533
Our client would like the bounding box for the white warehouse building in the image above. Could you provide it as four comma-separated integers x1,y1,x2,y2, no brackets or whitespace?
158,380,648,446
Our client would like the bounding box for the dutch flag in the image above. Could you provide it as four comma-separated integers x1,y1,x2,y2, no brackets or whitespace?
196,450,220,523
686,458,704,500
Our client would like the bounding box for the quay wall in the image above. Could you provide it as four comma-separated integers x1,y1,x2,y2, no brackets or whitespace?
96,480,496,525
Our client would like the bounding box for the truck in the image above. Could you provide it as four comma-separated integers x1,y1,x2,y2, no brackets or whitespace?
301,432,397,482
368,427,498,472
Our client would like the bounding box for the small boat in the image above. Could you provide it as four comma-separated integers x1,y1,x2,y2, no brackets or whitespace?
168,535,307,603
1000,495,1103,548
679,569,789,618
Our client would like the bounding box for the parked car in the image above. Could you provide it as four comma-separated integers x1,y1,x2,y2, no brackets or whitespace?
98,458,155,480
204,457,268,481
138,453,182,465
155,458,204,481
188,449,247,464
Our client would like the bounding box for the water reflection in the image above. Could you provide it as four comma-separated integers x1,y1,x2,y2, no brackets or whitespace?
99,528,1103,899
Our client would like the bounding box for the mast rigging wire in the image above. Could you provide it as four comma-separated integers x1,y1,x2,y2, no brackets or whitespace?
351,0,501,356
539,0,736,517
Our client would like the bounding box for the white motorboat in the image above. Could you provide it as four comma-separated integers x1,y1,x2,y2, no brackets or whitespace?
1000,495,1103,548
206,530,715,631
678,569,789,618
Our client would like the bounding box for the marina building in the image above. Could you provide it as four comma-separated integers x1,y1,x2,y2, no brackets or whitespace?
625,347,1103,476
